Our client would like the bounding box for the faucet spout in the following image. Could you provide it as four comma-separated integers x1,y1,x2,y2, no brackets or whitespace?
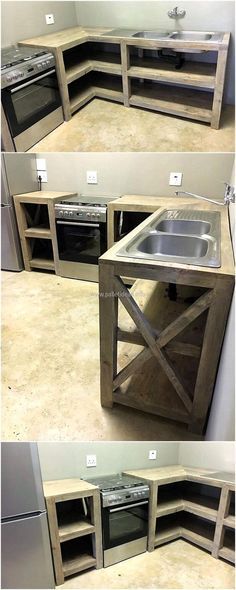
175,185,235,207
168,6,186,18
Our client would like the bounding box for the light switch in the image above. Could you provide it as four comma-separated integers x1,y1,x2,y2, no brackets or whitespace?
45,14,54,25
169,172,183,186
149,450,157,460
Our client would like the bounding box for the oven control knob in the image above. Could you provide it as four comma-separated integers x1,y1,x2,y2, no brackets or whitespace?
91,213,96,218
59,210,64,217
86,213,91,217
69,211,73,217
96,213,100,218
64,211,69,216
37,64,43,69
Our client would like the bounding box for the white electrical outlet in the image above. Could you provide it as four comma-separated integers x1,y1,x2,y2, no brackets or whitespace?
86,454,97,467
149,450,157,460
38,171,47,183
169,172,183,187
45,14,54,25
86,171,98,184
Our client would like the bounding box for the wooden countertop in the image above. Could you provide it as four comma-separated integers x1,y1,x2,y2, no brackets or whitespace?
43,478,98,500
123,465,235,486
20,26,230,52
102,197,235,278
13,191,77,203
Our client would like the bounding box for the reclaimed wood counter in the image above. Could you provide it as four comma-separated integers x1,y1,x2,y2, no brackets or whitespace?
19,27,230,128
99,199,234,435
123,466,235,563
13,190,76,274
43,478,102,585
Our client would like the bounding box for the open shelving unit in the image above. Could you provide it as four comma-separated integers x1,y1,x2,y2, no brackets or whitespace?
44,480,103,586
149,478,235,564
54,33,230,129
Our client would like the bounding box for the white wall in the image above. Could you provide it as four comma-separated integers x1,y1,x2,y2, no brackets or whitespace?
1,1,77,47
37,442,179,480
178,442,235,472
76,0,235,104
206,160,235,441
38,152,234,200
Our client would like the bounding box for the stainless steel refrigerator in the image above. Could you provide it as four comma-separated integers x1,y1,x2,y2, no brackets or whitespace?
1,443,55,589
1,153,38,271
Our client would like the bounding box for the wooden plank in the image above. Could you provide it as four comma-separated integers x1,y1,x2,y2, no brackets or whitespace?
99,263,118,408
218,546,235,563
189,278,235,433
181,527,213,552
43,479,98,500
211,47,229,129
223,515,235,529
59,518,95,542
154,526,181,546
66,60,92,84
113,390,190,423
30,258,55,270
129,83,213,123
121,41,131,106
24,227,52,239
46,497,64,586
63,554,96,577
54,48,71,121
13,200,32,271
147,482,158,552
70,87,94,114
114,276,193,413
91,490,103,569
212,485,231,558
128,59,216,89
156,499,183,517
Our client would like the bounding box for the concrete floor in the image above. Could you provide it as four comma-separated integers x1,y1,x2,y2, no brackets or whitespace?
59,540,234,589
28,99,235,153
2,270,202,442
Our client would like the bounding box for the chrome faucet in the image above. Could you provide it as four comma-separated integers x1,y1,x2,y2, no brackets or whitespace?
175,183,235,207
168,6,186,18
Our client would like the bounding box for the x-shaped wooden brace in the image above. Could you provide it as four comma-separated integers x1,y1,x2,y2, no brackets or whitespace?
113,276,214,414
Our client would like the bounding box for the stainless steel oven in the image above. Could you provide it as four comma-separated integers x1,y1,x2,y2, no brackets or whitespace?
1,46,63,152
84,474,149,567
55,196,118,282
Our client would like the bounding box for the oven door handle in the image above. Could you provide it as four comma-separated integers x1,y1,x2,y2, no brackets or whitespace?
10,69,56,93
56,220,100,228
108,500,149,512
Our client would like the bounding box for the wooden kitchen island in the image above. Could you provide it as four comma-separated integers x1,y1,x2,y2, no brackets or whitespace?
123,465,235,564
19,26,230,129
99,198,234,435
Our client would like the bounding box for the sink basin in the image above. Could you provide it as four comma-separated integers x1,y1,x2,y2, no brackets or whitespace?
116,209,221,268
137,234,208,258
155,219,211,235
169,31,212,41
132,31,170,40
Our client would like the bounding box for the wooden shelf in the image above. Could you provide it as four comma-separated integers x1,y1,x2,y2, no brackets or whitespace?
30,258,55,270
156,499,183,517
223,515,235,529
66,60,92,84
59,516,95,543
92,53,122,75
63,553,97,577
154,525,181,547
218,546,235,563
128,59,216,89
70,86,94,113
24,226,52,239
129,82,213,123
69,74,123,114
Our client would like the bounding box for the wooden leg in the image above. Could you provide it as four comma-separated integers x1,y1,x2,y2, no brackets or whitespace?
55,48,71,122
46,498,64,585
121,41,131,107
211,47,228,130
147,482,157,552
189,278,234,433
212,485,230,558
91,491,103,569
99,262,118,408
13,201,32,271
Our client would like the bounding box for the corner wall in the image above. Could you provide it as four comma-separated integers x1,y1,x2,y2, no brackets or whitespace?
178,442,235,472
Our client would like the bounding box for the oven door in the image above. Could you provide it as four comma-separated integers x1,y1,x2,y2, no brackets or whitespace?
102,499,149,551
1,69,61,138
56,219,107,264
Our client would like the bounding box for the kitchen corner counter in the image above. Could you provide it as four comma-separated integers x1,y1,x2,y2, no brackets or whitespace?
123,465,235,487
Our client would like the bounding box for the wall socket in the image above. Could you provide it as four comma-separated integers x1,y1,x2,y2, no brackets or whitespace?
149,450,157,460
86,454,97,467
86,171,98,184
37,171,47,183
169,172,183,186
45,14,54,25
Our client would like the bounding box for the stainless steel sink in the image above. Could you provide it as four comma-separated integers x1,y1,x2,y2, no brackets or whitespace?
132,31,170,40
169,31,213,41
137,234,208,258
155,219,211,235
117,209,221,268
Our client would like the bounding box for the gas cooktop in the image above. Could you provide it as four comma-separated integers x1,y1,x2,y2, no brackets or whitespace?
59,195,119,207
84,473,145,492
1,46,48,70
